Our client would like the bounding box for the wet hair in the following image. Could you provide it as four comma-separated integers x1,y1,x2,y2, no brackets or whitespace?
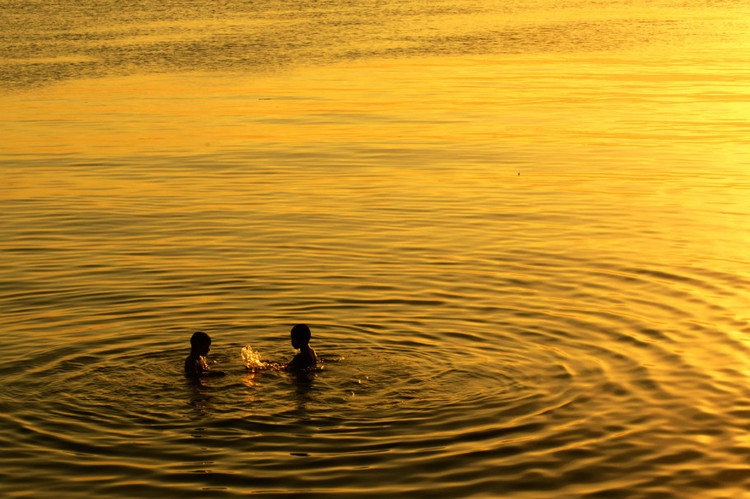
190,331,211,349
290,324,311,344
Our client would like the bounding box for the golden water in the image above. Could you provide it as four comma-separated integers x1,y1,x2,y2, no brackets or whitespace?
2,0,750,497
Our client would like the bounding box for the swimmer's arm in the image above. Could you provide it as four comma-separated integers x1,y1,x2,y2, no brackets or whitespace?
190,356,225,377
201,357,227,377
285,354,301,371
285,353,316,371
185,368,226,378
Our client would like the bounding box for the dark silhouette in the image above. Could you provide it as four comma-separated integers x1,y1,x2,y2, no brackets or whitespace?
286,324,318,371
184,331,226,378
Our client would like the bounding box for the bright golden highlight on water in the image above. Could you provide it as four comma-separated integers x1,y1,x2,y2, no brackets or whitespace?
3,54,750,162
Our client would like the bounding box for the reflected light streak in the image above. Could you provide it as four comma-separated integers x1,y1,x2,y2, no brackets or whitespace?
2,54,749,163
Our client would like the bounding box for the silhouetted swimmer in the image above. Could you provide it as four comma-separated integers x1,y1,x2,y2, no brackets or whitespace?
185,331,226,378
286,324,318,371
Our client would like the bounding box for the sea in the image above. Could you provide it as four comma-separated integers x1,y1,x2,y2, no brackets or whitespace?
2,0,750,497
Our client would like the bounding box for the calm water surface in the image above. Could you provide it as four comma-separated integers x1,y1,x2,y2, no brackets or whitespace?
2,0,750,497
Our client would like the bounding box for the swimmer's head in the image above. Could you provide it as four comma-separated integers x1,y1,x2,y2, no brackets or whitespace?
290,324,311,349
190,331,212,355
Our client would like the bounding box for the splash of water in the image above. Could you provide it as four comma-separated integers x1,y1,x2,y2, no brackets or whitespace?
241,345,265,371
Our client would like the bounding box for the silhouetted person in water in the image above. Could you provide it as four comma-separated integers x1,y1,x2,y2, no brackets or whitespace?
185,331,225,378
286,324,318,371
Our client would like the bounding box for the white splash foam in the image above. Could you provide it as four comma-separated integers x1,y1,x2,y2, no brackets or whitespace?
241,344,265,370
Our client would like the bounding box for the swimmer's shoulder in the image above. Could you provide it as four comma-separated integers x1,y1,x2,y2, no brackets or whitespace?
185,354,199,376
